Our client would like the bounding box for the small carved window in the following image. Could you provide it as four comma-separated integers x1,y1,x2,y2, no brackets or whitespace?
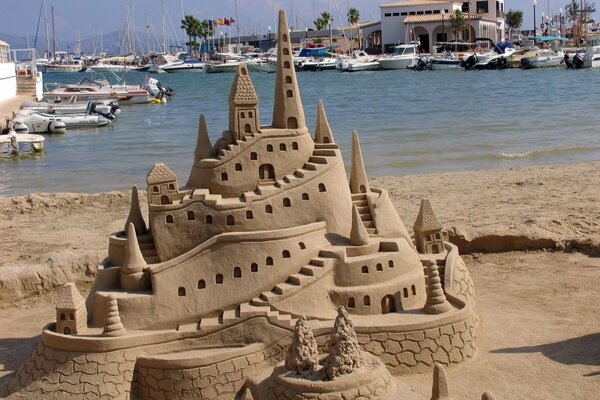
403,288,409,297
283,48,290,55
251,263,258,272
206,215,213,224
298,242,306,250
318,183,326,192
267,144,274,152
284,61,291,69
266,256,273,266
285,75,292,84
234,267,242,278
166,215,174,224
153,186,159,193
241,112,246,118
250,152,258,160
292,142,299,150
235,163,243,171
246,210,253,219
198,279,206,289
280,143,287,151
168,183,175,190
226,215,234,225
286,90,293,97
283,198,291,207
265,204,273,214
221,172,228,181
361,265,368,274
187,211,195,220
376,263,383,271
302,193,309,200
363,296,371,306
216,274,224,284
411,285,416,295
388,260,394,268
178,287,186,296
282,250,291,258
347,297,355,308
69,313,74,320
60,313,66,320
249,111,253,118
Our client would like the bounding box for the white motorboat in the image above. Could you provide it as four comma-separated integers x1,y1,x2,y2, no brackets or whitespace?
430,42,476,70
378,44,418,70
337,50,381,72
21,98,120,118
12,112,67,134
44,76,153,104
583,35,600,68
206,60,242,73
88,55,137,73
14,109,111,132
521,36,567,69
0,130,45,154
161,59,205,72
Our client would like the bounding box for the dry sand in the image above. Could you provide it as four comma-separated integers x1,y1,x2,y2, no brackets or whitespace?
0,161,599,398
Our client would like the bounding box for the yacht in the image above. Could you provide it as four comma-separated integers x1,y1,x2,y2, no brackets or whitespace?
583,34,600,68
206,53,244,73
43,52,84,73
378,44,418,70
430,42,476,70
520,36,567,68
161,58,205,72
337,50,381,72
44,76,154,104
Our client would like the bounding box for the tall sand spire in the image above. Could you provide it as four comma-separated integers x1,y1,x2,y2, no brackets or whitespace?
272,10,305,130
315,100,335,144
124,185,146,235
194,114,214,161
431,363,454,400
350,204,371,246
349,131,370,194
122,222,147,275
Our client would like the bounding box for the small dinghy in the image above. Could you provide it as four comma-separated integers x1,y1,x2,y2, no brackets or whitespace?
21,98,120,119
0,129,45,154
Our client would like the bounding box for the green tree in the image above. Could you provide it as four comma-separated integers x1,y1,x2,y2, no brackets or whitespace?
313,11,332,31
181,15,198,54
348,7,360,50
565,0,595,44
199,19,214,53
448,10,467,41
505,9,523,40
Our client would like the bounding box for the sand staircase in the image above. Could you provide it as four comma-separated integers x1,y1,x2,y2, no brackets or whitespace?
352,193,376,236
177,251,337,332
137,233,159,264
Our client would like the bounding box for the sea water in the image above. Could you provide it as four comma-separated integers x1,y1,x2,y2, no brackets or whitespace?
1,68,600,196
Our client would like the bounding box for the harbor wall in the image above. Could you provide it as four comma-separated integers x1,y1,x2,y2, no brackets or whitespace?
0,63,16,101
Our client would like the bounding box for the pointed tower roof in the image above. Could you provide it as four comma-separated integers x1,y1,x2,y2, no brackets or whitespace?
413,199,443,232
315,100,335,144
123,222,148,274
350,204,371,246
56,282,85,310
124,185,146,235
431,364,454,400
272,10,306,130
194,114,214,161
481,392,496,400
349,131,370,194
147,163,176,185
229,63,258,105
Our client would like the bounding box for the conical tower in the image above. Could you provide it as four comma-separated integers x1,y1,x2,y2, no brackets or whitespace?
349,131,370,194
124,185,146,235
272,10,305,130
430,364,454,400
229,63,260,140
122,223,147,275
413,199,445,254
481,392,496,400
424,260,452,314
194,114,214,161
315,100,335,144
102,295,126,337
350,204,370,246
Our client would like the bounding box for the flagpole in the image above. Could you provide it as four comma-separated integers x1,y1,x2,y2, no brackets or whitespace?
235,0,241,50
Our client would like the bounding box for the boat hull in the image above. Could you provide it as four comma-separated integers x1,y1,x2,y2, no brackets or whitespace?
430,60,461,70
378,58,415,70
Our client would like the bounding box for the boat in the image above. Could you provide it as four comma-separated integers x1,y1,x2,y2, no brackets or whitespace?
583,34,600,68
0,130,45,153
14,109,111,131
12,112,67,134
44,76,156,104
295,47,342,71
206,53,244,73
246,48,277,73
161,58,205,72
21,98,120,118
43,55,84,73
88,55,138,73
430,42,476,70
378,44,418,70
460,39,516,70
337,50,381,72
520,37,568,69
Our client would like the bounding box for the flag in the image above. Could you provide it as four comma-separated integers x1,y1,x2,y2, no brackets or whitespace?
224,18,231,26
230,18,235,24
217,18,224,25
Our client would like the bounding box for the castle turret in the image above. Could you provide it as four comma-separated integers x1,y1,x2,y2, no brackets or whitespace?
229,63,260,140
147,163,178,206
124,185,146,235
120,222,151,291
55,282,87,335
413,199,445,254
424,259,452,314
102,295,126,337
349,131,370,194
272,10,305,130
194,114,214,161
315,100,335,144
431,363,454,400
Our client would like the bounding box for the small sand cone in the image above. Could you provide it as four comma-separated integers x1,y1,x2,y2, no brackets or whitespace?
350,204,371,246
241,388,254,400
124,186,147,235
481,392,496,400
431,363,453,400
102,295,126,337
122,222,147,275
286,315,319,372
424,260,452,315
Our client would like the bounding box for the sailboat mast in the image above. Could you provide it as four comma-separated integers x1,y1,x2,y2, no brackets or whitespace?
162,1,167,53
51,5,56,61
235,0,241,49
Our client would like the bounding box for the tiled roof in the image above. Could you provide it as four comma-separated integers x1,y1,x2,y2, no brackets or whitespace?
147,163,177,185
381,0,450,8
56,282,85,310
413,199,443,232
229,64,258,105
404,13,482,23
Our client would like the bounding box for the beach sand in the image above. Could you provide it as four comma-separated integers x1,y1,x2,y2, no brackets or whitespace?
0,161,599,398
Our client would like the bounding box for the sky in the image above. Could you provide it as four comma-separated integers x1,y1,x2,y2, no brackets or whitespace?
1,0,590,42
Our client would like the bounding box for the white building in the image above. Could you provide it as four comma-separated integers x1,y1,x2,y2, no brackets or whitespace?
379,0,505,53
0,40,16,102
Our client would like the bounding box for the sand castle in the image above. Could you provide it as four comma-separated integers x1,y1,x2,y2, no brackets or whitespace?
8,11,477,400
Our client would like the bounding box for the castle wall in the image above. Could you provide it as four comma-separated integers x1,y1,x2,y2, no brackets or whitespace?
150,153,352,261
187,128,315,198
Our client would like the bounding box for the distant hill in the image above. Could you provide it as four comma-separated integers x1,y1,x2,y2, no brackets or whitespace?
0,30,184,56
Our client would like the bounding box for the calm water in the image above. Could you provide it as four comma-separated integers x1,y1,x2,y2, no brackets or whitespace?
1,68,600,196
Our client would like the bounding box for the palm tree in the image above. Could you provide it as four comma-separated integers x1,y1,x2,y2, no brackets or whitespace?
313,11,332,31
448,10,467,41
348,7,360,50
181,15,201,54
199,20,213,54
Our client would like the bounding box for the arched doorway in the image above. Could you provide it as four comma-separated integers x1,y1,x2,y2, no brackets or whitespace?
160,195,170,205
63,327,71,335
381,295,396,314
412,26,429,53
259,164,275,180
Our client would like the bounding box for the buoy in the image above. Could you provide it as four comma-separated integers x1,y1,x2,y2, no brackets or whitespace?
161,97,167,104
